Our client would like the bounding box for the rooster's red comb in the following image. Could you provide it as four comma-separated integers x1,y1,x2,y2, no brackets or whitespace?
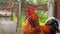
27,6,36,12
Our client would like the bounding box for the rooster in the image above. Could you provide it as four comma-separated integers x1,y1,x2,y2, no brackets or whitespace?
45,17,59,34
40,24,50,34
23,6,50,34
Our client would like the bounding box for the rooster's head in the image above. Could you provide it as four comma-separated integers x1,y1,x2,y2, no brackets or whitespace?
25,6,36,17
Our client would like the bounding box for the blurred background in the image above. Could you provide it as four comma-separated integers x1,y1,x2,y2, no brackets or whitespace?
0,0,60,34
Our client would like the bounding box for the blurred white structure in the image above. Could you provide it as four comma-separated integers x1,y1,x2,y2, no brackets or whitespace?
47,2,54,18
0,20,16,34
0,10,11,16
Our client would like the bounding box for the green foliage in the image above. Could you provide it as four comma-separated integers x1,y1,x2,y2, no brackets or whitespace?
26,0,49,4
39,13,48,25
21,16,26,28
37,9,48,25
37,0,49,4
13,15,18,22
27,0,54,4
